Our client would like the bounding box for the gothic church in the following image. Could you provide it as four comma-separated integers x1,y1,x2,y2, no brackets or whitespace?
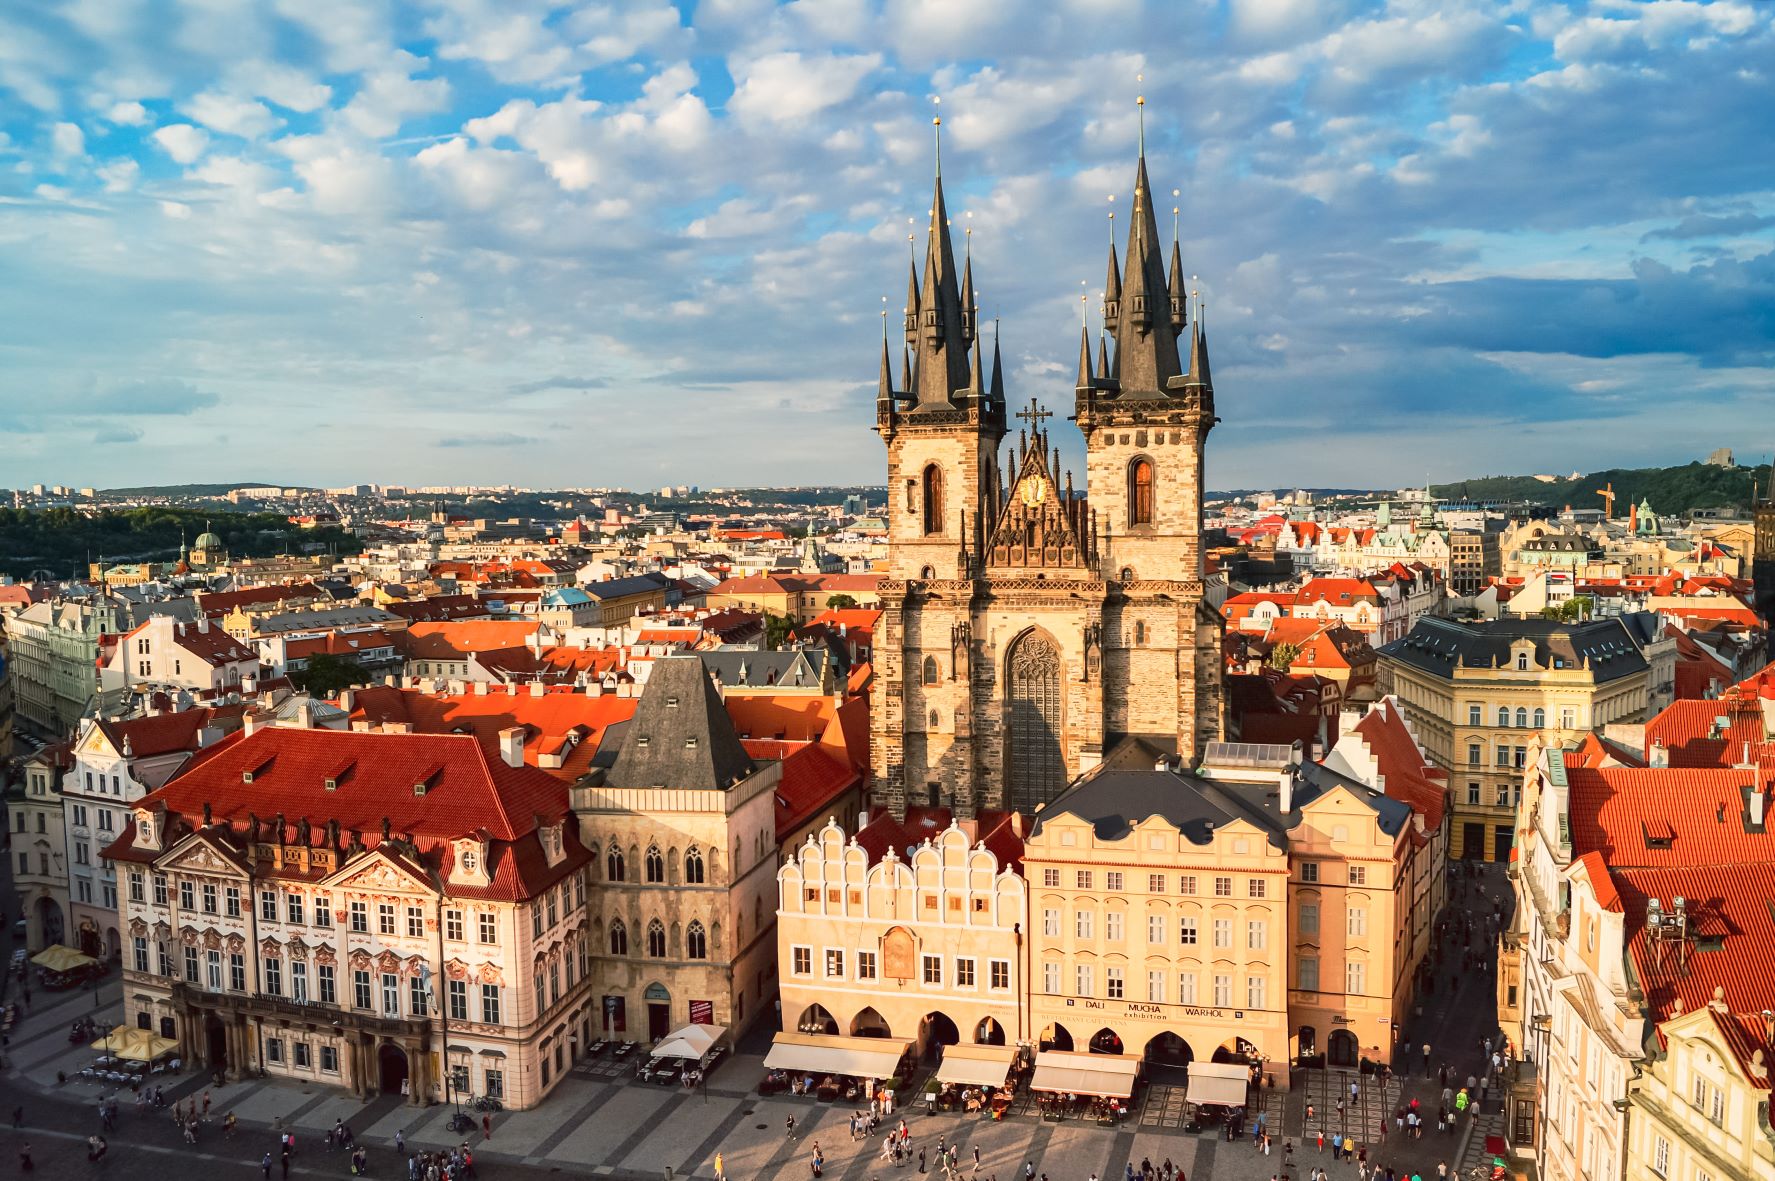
870,122,1224,820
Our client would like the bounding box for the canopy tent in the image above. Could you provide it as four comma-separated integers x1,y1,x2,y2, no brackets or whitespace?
91,1028,179,1062
32,944,98,973
1184,1061,1250,1108
1029,1050,1142,1099
764,1032,911,1079
652,1023,728,1061
935,1043,1018,1088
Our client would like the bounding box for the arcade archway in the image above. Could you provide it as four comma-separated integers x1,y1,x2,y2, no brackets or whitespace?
378,1043,409,1094
796,1004,838,1035
851,1007,892,1038
919,1011,960,1059
1088,1027,1124,1055
1328,1029,1359,1068
1038,1022,1074,1052
974,1017,1006,1045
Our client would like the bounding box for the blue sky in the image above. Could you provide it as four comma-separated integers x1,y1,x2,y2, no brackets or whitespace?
1,0,1771,492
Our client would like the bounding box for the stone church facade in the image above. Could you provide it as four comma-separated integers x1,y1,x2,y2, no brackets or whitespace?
870,131,1224,820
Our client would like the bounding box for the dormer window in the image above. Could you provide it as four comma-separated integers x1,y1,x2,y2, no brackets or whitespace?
460,848,478,873
1516,652,1529,671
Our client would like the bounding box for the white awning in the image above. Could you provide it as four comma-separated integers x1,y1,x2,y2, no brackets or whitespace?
935,1043,1017,1088
653,1023,727,1061
1184,1061,1250,1108
764,1033,911,1079
1029,1050,1141,1099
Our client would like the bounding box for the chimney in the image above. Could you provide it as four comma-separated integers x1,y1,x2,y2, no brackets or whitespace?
1752,789,1767,830
196,616,209,633
338,688,354,713
242,673,256,695
1650,738,1669,768
497,726,526,768
242,713,260,737
296,700,315,730
1278,765,1296,813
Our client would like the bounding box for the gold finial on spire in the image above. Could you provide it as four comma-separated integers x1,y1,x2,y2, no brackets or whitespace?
1080,280,1088,329
1136,72,1146,157
881,295,888,342
932,95,942,177
1172,189,1180,242
1107,193,1115,246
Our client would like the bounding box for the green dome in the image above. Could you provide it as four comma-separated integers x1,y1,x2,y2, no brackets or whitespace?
193,531,223,550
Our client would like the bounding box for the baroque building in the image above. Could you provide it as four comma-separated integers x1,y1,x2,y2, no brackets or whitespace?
872,122,1223,819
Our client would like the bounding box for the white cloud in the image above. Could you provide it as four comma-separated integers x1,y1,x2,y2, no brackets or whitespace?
181,92,278,139
427,1,575,85
96,158,139,192
728,51,883,125
564,1,689,65
232,60,333,112
52,121,86,159
151,123,210,164
339,62,452,138
106,100,150,126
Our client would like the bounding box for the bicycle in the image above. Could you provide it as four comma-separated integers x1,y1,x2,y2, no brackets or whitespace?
470,1095,503,1113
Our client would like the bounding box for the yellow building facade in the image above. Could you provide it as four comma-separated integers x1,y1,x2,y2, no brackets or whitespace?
1626,1006,1775,1181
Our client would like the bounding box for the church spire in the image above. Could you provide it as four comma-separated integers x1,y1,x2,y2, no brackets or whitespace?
1105,113,1184,397
907,105,972,410
989,322,1005,402
878,333,894,402
1075,326,1093,391
1167,234,1187,332
1183,309,1213,397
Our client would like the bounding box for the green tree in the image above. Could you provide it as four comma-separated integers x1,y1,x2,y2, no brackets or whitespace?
290,652,366,696
1266,641,1301,673
763,613,796,650
826,593,859,610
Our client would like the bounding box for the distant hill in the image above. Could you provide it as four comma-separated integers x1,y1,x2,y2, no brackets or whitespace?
1432,461,1769,515
0,507,358,579
98,483,304,497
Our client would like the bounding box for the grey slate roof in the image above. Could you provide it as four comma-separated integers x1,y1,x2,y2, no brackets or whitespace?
584,572,670,601
1377,616,1649,684
605,655,756,791
251,606,402,635
700,647,826,689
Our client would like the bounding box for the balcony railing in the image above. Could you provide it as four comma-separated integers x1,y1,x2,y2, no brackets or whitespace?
170,983,429,1039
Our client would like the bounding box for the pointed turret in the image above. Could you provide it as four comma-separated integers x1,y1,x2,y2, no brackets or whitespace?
1167,237,1187,332
1103,242,1122,316
903,259,920,342
1105,152,1184,396
908,165,973,409
1096,334,1111,382
1075,326,1093,391
1182,315,1213,396
959,249,977,345
968,325,987,395
900,344,913,393
989,330,1005,402
878,335,895,401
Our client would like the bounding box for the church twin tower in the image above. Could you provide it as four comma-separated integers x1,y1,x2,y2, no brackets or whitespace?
870,122,1224,820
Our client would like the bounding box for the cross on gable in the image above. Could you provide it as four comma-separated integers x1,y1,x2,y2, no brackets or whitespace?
1015,399,1053,430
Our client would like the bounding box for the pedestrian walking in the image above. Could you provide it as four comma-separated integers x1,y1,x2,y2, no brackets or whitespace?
262,1152,273,1179
482,1112,493,1140
20,1140,34,1172
974,1146,981,1173
11,1104,22,1128
396,1130,406,1155
716,1152,726,1181
203,1090,212,1121
788,1116,798,1140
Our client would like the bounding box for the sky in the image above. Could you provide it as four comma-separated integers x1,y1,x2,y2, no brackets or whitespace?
1,0,1772,493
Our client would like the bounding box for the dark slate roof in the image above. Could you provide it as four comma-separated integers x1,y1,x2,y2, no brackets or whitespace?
584,572,670,601
1377,616,1649,684
1520,531,1598,553
701,648,826,689
1031,752,1293,852
605,655,756,791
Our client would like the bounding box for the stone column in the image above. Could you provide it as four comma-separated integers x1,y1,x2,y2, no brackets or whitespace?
338,1031,357,1094
406,1039,427,1106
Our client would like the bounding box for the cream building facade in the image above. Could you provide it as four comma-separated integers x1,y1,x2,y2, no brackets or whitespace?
6,740,71,949
1626,1005,1775,1181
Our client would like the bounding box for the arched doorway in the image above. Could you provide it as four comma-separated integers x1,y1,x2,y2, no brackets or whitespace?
1297,1026,1318,1063
1328,1029,1359,1068
77,921,101,957
37,896,63,945
1088,1027,1124,1055
797,1004,838,1035
106,927,121,960
645,982,671,1041
378,1043,410,1094
1144,1032,1193,1075
919,1012,959,1060
1006,631,1065,811
1038,1023,1073,1053
204,1012,228,1072
974,1017,1005,1045
1213,1038,1260,1066
851,1007,891,1038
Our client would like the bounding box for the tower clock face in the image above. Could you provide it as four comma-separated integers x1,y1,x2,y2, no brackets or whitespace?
1020,475,1050,508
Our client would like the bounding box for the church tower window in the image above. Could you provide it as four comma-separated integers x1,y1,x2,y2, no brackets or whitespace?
1129,458,1154,526
922,655,940,685
922,464,944,535
1006,631,1065,812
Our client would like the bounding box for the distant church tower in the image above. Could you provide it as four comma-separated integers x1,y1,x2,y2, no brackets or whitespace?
871,106,1224,820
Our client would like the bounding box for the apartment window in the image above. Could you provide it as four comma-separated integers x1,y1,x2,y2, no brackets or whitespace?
1075,964,1093,996
1147,873,1166,893
1105,871,1123,891
407,906,424,939
226,886,241,918
1179,917,1198,945
1213,918,1232,948
179,880,194,909
1212,974,1231,1007
989,960,1009,989
1246,976,1265,1009
955,958,975,987
128,872,144,903
132,937,148,973
1468,782,1482,805
1075,910,1094,939
202,951,223,991
1496,744,1509,767
72,804,87,827
353,970,372,1009
293,1042,311,1069
484,1068,504,1099
1516,652,1528,671
1043,908,1060,937
858,951,877,980
230,954,246,992
922,955,941,985
184,946,199,982
1560,707,1576,729
1514,746,1527,769
158,943,174,977
259,889,277,920
1468,704,1482,726
1105,912,1124,941
1467,743,1482,766
1043,962,1060,994
349,901,368,933
1178,972,1197,1005
533,909,543,939
1213,876,1232,897
825,949,845,978
1106,967,1124,999
321,1046,339,1074
478,913,497,943
446,910,464,941
1178,875,1197,895
1498,706,1511,727
377,903,395,936
1299,903,1319,936
1650,1137,1668,1177
263,957,282,996
480,983,502,1024
791,946,811,975
286,894,304,925
1247,920,1267,950
448,979,468,1020
1042,868,1059,888
1347,908,1367,937
195,882,215,914
1148,915,1165,945
410,976,427,1017
1076,870,1093,889
291,960,309,1003
102,882,117,910
265,1038,283,1064
546,891,558,928
1299,957,1319,991
1347,961,1366,993
1497,784,1513,807
1299,861,1319,883
1248,879,1266,899
1147,970,1165,1003
319,964,336,1004
1348,865,1367,885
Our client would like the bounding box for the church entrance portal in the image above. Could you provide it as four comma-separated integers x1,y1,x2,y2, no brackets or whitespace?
1006,632,1065,811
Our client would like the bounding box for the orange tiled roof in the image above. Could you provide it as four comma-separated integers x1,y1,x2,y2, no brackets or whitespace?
400,620,541,661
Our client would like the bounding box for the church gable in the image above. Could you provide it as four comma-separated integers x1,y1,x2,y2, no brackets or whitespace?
987,402,1096,572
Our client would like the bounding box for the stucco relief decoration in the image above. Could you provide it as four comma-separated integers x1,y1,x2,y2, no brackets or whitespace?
1011,634,1061,679
476,962,504,986
348,949,373,970
128,918,148,938
287,938,308,960
376,950,401,973
882,926,917,981
179,926,199,947
259,938,282,958
403,955,425,977
314,944,337,966
153,921,171,939
444,958,471,981
226,933,246,954
202,929,222,950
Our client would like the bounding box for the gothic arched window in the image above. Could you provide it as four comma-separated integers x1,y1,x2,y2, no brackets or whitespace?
686,921,707,960
922,655,939,685
683,847,705,884
1515,708,1529,729
1129,458,1154,526
646,919,666,958
922,464,944,535
606,846,625,882
608,920,628,956
645,845,664,884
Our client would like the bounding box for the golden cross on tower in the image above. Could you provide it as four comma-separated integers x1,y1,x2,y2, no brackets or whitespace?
1015,399,1053,430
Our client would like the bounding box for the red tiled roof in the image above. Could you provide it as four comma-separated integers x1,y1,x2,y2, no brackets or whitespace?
400,620,541,661
1295,577,1380,605
345,684,636,780
742,741,861,843
1573,850,1621,911
1618,862,1775,1031
283,629,400,660
196,584,327,616
1644,691,1769,768
95,708,234,759
1565,765,1775,866
1349,698,1447,831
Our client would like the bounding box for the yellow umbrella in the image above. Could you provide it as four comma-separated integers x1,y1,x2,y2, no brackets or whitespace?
31,944,98,973
91,1027,178,1061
